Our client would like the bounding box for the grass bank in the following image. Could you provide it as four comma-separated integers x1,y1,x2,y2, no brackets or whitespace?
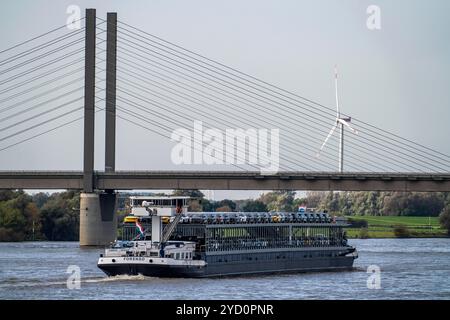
344,216,447,239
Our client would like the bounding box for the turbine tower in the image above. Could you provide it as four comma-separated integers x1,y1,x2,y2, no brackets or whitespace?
317,66,358,172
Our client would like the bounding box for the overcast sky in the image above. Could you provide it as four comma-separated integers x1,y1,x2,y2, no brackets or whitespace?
1,0,449,199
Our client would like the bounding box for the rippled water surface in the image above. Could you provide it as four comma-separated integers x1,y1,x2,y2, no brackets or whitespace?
1,239,450,299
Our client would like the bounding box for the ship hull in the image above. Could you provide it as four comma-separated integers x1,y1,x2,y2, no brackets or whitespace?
202,255,355,278
98,262,205,278
98,249,356,278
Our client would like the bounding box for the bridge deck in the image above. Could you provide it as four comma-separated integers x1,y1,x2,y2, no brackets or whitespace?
0,171,449,191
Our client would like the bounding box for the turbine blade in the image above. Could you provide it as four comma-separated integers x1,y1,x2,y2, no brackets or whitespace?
316,122,338,157
337,118,358,134
334,65,340,118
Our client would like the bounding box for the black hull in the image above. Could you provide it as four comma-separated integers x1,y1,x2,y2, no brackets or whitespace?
98,253,356,278
203,256,355,278
98,263,205,278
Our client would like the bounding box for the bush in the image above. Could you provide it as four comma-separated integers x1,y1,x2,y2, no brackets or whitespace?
216,206,232,212
393,224,411,238
0,227,24,241
242,200,267,212
347,218,368,228
439,205,450,236
359,228,369,239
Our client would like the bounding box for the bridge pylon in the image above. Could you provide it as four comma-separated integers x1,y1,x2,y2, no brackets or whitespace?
80,9,118,246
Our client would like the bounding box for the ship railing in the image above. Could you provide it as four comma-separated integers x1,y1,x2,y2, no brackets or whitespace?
177,211,335,225
205,238,347,252
104,248,128,257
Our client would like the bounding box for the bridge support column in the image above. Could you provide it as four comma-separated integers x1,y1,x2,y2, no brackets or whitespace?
83,8,96,193
80,192,117,246
105,12,117,173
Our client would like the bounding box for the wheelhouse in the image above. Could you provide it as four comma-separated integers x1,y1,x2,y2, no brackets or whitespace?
129,196,190,217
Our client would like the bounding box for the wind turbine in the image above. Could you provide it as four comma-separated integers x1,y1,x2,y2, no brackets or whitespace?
317,66,358,172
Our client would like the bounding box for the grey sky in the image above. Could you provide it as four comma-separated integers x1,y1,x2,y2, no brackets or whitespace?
1,0,449,199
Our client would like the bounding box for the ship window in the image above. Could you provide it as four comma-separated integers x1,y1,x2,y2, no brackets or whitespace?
181,252,185,259
175,253,180,260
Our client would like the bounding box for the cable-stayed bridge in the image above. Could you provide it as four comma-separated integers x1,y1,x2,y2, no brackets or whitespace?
1,9,449,244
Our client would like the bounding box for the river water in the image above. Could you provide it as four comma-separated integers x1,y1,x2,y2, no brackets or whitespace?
0,238,449,300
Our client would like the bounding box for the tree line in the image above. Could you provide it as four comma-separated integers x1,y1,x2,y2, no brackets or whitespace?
1,189,449,241
0,190,79,241
184,190,449,217
177,190,450,234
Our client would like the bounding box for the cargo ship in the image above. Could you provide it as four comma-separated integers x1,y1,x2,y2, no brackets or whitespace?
97,196,358,277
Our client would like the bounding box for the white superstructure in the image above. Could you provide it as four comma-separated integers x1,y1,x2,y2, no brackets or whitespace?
129,196,190,217
128,196,190,243
98,196,204,277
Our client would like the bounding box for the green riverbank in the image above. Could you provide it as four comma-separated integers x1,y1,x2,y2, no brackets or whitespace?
345,216,448,238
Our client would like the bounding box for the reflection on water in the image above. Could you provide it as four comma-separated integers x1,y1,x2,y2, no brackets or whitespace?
0,239,450,299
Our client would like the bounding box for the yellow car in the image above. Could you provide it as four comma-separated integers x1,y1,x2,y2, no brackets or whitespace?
271,214,281,223
123,216,139,223
161,216,171,224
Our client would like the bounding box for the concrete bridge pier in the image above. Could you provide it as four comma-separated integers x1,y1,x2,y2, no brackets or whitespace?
79,192,117,246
